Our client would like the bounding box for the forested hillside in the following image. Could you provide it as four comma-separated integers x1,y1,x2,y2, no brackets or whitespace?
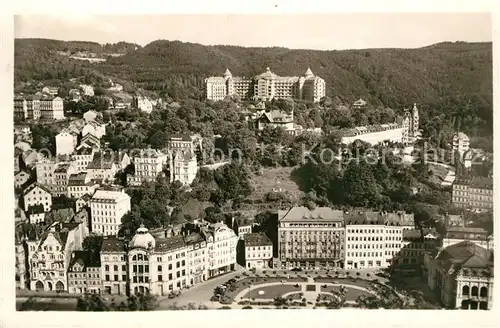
14,39,493,137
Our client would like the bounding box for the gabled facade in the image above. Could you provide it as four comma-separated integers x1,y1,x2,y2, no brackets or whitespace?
23,183,52,212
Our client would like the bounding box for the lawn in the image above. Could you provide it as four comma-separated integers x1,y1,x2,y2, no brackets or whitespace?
250,167,303,202
242,284,301,300
314,277,373,289
224,276,307,301
319,285,373,301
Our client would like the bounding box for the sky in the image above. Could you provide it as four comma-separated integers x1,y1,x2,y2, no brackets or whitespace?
14,13,492,50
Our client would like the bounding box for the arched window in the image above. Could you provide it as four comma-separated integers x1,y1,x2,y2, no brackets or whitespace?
471,286,479,297
105,265,109,271
138,254,143,261
144,255,148,261
480,287,488,298
462,285,470,296
132,255,137,261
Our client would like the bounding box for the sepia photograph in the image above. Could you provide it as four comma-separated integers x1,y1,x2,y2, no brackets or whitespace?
7,11,494,314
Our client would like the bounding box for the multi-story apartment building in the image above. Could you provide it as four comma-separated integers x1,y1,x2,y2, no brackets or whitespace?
244,233,273,269
401,103,420,144
452,176,493,211
340,123,405,146
424,241,494,309
86,151,118,183
344,211,415,270
35,158,58,187
233,217,254,239
55,129,78,156
26,220,89,291
15,235,27,289
169,149,198,186
206,67,326,103
77,133,101,151
67,172,99,199
201,222,238,278
185,232,208,285
442,226,493,250
127,149,168,186
25,97,41,120
278,207,345,269
75,194,92,213
453,132,470,155
26,204,46,224
82,121,106,139
23,183,52,213
53,162,76,197
90,189,131,236
167,133,196,153
396,228,439,268
100,238,128,295
14,97,28,121
68,251,102,294
39,97,65,120
72,148,96,173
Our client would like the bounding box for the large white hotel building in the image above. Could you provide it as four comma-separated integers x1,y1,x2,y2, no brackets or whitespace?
205,67,326,103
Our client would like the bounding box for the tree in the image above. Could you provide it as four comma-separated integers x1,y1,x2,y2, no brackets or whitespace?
82,235,104,253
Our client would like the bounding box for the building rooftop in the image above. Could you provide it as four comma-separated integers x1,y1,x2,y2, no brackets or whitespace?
170,134,193,142
27,204,45,215
69,250,101,270
155,235,186,252
91,190,130,203
344,211,414,226
279,207,344,223
444,226,491,241
87,152,115,170
454,176,493,189
101,237,127,253
436,241,493,277
244,233,272,247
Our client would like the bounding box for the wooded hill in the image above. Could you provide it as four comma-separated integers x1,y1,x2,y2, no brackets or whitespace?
14,39,493,137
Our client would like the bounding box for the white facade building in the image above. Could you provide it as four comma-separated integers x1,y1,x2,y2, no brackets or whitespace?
453,132,470,155
90,190,131,236
169,149,198,186
127,149,168,186
55,129,78,156
82,121,106,139
26,221,89,292
340,124,405,146
133,96,154,114
344,211,415,270
23,184,52,212
244,233,273,269
202,223,238,278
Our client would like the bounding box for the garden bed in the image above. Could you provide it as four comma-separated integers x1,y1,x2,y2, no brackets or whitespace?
241,284,301,300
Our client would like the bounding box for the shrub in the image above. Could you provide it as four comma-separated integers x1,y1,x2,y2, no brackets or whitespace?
366,273,371,277
356,272,361,276
219,306,231,309
242,306,252,309
272,271,277,274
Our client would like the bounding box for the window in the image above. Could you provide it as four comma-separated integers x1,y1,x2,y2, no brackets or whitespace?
114,275,118,281
133,265,137,273
168,264,172,270
113,265,118,271
133,276,137,283
158,275,163,282
169,273,173,280
105,265,109,271
122,274,126,281
122,265,126,271
145,265,149,273
105,275,110,281
176,271,180,278
158,265,162,272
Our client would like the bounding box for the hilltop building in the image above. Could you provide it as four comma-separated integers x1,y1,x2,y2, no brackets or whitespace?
206,67,326,103
452,176,493,211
